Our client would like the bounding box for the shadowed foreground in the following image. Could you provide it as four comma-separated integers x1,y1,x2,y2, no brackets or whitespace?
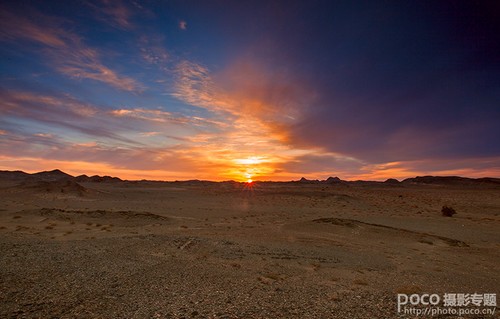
0,175,499,318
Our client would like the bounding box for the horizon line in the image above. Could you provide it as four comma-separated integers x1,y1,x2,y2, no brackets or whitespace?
1,168,499,184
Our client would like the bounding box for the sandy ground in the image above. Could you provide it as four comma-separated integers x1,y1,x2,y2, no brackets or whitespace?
0,179,499,318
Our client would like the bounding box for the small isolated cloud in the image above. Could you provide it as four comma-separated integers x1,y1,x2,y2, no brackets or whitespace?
179,20,187,30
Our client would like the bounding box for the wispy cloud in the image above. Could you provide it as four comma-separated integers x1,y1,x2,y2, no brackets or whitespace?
86,0,134,30
0,7,142,92
0,89,97,118
171,60,233,113
172,58,311,124
110,108,188,124
110,107,228,129
57,49,142,92
139,132,161,137
0,8,68,47
0,90,139,145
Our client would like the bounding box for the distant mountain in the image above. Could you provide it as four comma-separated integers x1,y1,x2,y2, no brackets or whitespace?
32,169,73,181
402,176,500,185
0,169,498,185
0,169,122,183
297,177,320,183
295,176,346,184
75,175,122,183
0,170,31,180
384,178,400,184
325,176,343,184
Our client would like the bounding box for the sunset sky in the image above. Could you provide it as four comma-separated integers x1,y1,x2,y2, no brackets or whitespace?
0,1,499,181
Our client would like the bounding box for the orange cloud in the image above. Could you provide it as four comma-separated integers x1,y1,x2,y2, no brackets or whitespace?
167,57,319,180
166,58,500,181
110,108,178,123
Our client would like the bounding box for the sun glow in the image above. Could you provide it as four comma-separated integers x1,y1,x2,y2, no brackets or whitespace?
244,172,253,183
227,155,280,182
235,156,264,165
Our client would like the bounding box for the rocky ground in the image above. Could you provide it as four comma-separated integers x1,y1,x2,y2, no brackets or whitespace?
0,177,499,318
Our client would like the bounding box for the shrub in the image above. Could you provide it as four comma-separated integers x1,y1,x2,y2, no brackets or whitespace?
441,206,457,217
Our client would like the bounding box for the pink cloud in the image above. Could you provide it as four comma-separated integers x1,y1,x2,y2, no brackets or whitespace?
0,90,139,145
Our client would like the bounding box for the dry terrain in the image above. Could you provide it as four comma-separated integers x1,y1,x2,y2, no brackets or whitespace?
0,173,499,318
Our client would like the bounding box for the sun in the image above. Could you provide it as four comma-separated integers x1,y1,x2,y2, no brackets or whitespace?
243,176,255,190
244,172,253,184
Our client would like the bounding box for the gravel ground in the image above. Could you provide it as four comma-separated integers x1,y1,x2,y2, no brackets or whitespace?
1,181,498,318
0,235,400,318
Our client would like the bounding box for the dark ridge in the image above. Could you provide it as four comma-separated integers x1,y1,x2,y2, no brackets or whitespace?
384,178,400,184
0,170,31,180
0,169,123,183
0,169,498,185
75,174,89,181
402,176,500,185
325,176,342,184
296,177,320,183
77,175,123,183
31,169,73,181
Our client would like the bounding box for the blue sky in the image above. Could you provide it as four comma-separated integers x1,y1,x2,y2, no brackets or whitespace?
0,0,499,180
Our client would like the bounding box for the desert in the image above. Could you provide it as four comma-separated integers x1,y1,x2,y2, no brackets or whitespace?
0,170,499,318
2,1,499,318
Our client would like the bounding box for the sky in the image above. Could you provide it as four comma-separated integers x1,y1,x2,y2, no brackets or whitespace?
0,0,499,181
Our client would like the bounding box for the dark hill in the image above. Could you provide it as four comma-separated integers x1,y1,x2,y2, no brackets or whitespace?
0,170,31,180
325,176,342,184
75,175,122,183
402,176,500,186
31,169,73,181
384,178,400,184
